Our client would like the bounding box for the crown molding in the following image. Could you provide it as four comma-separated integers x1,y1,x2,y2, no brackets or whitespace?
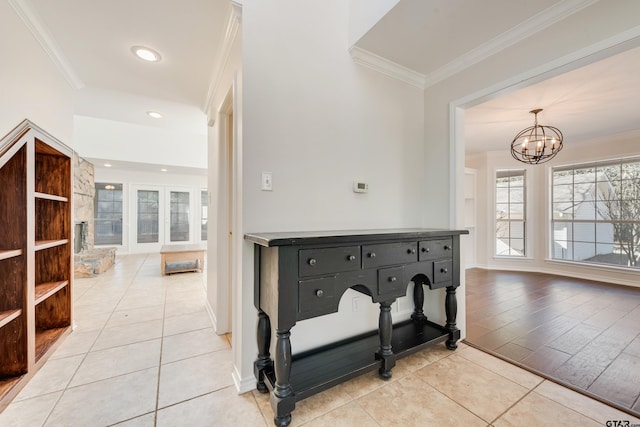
203,2,242,114
9,0,84,89
349,46,426,89
423,0,598,88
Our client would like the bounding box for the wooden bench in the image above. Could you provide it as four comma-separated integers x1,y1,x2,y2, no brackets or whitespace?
160,244,206,276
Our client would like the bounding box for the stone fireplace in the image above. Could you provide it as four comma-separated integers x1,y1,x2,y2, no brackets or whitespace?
73,153,116,277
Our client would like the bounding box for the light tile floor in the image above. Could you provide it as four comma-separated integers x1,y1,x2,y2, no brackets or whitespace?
1,254,639,426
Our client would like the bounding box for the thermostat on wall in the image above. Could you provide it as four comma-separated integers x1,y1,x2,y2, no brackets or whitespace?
353,180,368,193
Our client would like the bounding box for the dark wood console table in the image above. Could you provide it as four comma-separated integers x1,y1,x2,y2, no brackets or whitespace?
245,228,468,426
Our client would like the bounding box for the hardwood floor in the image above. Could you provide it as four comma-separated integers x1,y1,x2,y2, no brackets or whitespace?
465,268,640,416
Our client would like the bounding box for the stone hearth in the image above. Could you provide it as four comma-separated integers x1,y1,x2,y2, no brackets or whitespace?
74,247,117,278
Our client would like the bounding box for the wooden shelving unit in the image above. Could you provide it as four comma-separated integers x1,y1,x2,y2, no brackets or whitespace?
0,120,73,411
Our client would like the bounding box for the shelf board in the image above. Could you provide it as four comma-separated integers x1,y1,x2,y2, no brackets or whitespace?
35,192,68,202
0,375,24,406
35,281,69,305
35,239,68,251
263,319,448,402
0,249,22,261
35,327,69,362
0,309,22,328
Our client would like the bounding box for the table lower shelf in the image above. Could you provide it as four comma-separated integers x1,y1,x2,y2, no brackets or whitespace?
262,319,448,401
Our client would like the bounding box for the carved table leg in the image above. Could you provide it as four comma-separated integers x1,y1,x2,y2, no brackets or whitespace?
377,301,396,379
444,286,461,350
254,310,272,393
410,280,428,323
271,329,295,427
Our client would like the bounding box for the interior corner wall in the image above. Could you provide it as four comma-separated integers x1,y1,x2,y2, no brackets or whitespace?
0,1,74,145
348,0,400,45
238,0,425,385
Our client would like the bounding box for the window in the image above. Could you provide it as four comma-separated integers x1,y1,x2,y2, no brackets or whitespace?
170,191,190,242
201,189,208,241
496,170,526,256
552,158,640,269
137,190,159,243
94,183,123,245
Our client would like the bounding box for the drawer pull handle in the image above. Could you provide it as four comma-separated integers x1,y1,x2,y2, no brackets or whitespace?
389,276,397,282
408,248,416,254
444,245,450,250
422,247,430,253
441,268,448,274
369,252,376,258
315,289,324,297
348,255,356,261
309,258,317,266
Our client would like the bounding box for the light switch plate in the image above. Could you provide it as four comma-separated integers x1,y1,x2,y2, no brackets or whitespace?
261,172,273,191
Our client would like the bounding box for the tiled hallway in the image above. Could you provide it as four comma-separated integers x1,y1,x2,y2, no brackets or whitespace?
1,254,638,426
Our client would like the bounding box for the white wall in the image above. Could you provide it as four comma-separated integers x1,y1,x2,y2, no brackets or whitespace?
0,1,74,144
93,166,207,254
74,115,207,169
235,0,425,390
467,131,640,288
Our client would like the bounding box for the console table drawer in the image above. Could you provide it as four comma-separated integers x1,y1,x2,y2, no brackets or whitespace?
298,246,360,277
377,266,405,296
362,242,417,269
434,260,453,283
298,276,337,318
418,238,453,261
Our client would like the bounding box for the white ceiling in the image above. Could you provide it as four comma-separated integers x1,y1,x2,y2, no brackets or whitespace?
21,0,229,131
356,0,562,76
464,45,640,154
18,0,640,160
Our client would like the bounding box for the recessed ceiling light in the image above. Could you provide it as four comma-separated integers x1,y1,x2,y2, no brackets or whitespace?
104,163,112,167
147,111,163,119
160,168,168,172
131,46,161,62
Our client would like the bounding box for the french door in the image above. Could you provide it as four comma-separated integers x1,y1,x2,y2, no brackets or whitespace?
130,185,195,253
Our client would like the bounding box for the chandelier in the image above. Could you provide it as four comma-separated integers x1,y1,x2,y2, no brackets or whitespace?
510,109,563,164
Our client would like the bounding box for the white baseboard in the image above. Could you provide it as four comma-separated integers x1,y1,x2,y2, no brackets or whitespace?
232,365,256,394
205,299,218,332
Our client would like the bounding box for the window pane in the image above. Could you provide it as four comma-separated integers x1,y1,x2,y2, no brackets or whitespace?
596,222,614,244
496,187,509,204
573,222,595,243
94,183,123,245
511,221,524,239
553,202,574,220
496,204,509,220
495,169,525,257
510,187,524,203
137,190,159,243
510,203,524,219
201,190,208,241
553,159,640,269
170,191,190,242
496,220,509,238
573,242,596,261
553,241,571,260
553,222,573,242
510,238,524,255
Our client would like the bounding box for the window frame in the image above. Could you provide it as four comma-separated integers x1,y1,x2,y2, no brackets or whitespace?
494,169,527,258
549,156,640,270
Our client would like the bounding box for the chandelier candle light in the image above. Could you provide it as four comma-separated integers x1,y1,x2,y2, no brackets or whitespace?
510,108,563,164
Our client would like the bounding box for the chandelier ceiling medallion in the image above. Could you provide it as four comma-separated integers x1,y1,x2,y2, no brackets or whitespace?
510,108,563,165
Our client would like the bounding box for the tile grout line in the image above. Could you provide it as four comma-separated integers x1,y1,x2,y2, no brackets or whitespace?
154,253,168,427
489,380,542,425
38,256,146,427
